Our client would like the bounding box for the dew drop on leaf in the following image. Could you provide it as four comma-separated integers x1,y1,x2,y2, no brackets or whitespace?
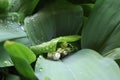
39,68,43,72
39,56,42,59
3,61,12,65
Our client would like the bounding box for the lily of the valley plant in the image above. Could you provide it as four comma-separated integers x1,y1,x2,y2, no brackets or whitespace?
1,0,120,80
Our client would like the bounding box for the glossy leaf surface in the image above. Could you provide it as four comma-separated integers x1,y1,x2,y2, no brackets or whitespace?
35,49,120,80
31,35,81,55
0,12,26,42
0,43,13,67
24,0,83,45
4,41,36,79
82,0,120,53
8,0,39,15
103,48,120,60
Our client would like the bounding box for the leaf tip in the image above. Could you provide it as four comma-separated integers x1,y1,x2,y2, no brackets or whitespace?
4,40,14,46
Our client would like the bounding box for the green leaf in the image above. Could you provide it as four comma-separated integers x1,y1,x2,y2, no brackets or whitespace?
13,37,31,47
8,0,39,15
35,49,120,80
0,37,30,67
103,48,120,60
19,0,39,15
0,0,9,13
4,41,36,79
24,0,83,45
31,35,81,55
0,12,26,42
0,43,13,67
81,0,120,53
4,41,36,64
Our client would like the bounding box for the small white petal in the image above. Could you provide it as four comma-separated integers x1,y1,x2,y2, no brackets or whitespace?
53,52,61,60
62,51,68,56
47,53,53,59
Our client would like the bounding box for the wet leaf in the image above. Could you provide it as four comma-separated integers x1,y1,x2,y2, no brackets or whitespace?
35,49,120,80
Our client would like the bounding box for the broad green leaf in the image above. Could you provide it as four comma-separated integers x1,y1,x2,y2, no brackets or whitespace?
4,41,36,64
4,41,36,79
0,12,26,42
31,35,81,55
0,37,30,67
8,0,39,15
35,49,120,80
81,0,120,53
24,0,83,45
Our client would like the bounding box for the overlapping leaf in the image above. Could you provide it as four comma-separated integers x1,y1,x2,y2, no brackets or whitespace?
0,12,26,42
103,48,120,60
8,0,39,15
0,12,27,67
80,4,94,17
0,43,13,67
81,0,120,53
4,41,36,79
35,49,120,80
31,35,81,55
0,37,30,67
24,0,83,45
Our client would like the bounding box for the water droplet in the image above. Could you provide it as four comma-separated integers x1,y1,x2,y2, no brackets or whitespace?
62,51,68,56
3,61,12,65
39,68,43,72
20,27,24,30
39,56,42,59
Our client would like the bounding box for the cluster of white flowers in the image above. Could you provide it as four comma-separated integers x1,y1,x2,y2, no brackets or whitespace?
47,47,72,60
